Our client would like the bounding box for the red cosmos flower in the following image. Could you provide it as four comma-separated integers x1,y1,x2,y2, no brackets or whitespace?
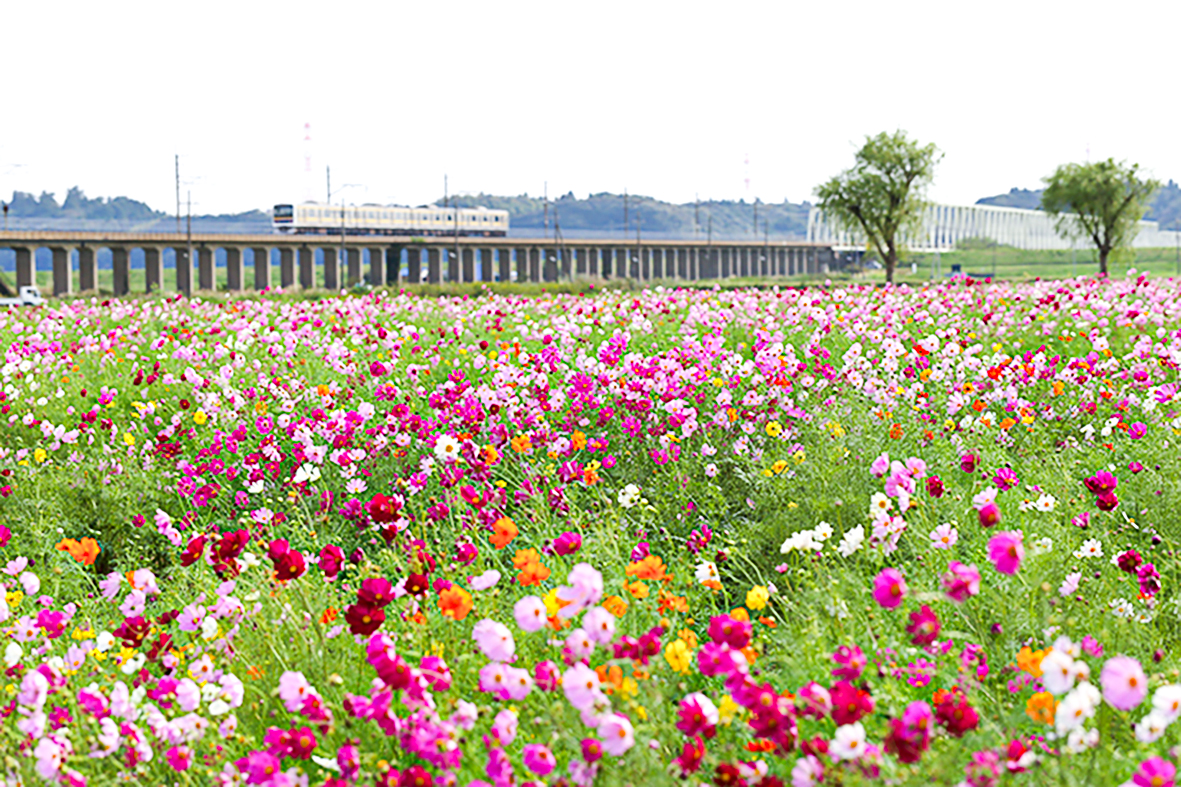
357,578,394,607
404,574,430,597
180,535,206,567
935,690,979,738
113,616,152,648
674,737,706,775
318,545,345,579
345,603,385,636
714,763,747,787
884,718,924,764
829,680,874,726
367,493,400,524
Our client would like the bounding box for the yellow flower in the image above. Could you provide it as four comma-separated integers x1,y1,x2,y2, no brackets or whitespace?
765,421,782,438
193,409,208,426
619,677,639,700
6,591,24,608
717,694,739,725
664,639,692,675
542,588,563,618
745,586,770,611
770,460,788,475
793,450,806,465
33,448,47,463
71,627,95,641
122,433,135,447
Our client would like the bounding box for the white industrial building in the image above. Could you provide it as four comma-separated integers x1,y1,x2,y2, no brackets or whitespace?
807,202,1181,252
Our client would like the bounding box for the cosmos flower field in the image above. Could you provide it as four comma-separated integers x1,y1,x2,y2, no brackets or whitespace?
2,275,1181,787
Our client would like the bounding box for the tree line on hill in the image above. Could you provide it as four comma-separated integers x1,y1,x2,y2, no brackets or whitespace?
977,181,1181,229
2,187,269,224
443,192,811,238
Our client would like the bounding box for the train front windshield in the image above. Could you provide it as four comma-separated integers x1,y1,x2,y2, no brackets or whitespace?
273,205,294,220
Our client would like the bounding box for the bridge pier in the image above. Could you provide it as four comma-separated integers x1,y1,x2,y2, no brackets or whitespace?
298,247,314,289
323,247,340,290
226,247,243,291
427,248,441,284
279,247,295,288
51,247,73,296
144,247,163,292
461,248,474,283
497,248,511,282
176,247,192,295
109,246,129,296
367,247,384,286
346,247,362,286
253,247,272,290
78,246,97,291
527,248,539,283
14,247,34,288
407,247,422,284
197,247,215,291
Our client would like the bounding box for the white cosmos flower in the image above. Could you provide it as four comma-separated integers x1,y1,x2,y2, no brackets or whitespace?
829,722,866,761
434,435,461,463
836,526,865,557
694,562,719,584
1074,539,1103,559
293,463,321,484
1135,710,1169,743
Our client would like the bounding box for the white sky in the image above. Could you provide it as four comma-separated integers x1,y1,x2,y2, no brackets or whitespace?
2,0,1178,215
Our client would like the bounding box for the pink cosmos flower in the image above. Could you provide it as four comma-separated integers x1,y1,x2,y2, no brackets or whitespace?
987,531,1024,575
492,709,518,745
562,663,602,710
522,744,556,776
472,619,515,662
1127,422,1147,440
1101,655,1147,711
942,562,981,603
555,563,603,619
929,523,957,549
277,671,312,713
597,713,635,756
582,607,616,645
978,502,1001,528
500,665,534,701
872,568,907,609
870,453,890,477
554,532,583,556
469,570,501,591
514,596,548,632
565,628,595,661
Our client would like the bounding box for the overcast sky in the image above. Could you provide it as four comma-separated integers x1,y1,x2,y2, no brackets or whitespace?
2,0,1177,215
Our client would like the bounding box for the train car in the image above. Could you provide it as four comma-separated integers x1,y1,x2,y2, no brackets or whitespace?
272,202,509,237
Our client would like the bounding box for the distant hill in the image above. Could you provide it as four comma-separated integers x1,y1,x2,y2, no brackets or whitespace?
445,192,811,239
977,181,1181,229
2,187,270,232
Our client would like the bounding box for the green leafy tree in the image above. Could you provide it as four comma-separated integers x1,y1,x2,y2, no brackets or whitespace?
1041,159,1160,276
814,130,940,284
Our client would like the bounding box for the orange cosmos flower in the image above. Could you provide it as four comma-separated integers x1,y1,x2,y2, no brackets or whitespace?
56,537,100,566
602,595,628,617
625,555,671,582
1016,646,1048,678
320,607,339,625
1025,691,1056,724
438,585,473,621
490,517,518,549
513,549,550,586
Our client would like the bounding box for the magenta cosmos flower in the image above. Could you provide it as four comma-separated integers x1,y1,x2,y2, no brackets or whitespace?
987,531,1024,575
1132,757,1175,787
1101,655,1147,711
872,568,907,609
522,744,556,775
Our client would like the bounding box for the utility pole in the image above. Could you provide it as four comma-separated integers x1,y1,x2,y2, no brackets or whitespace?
326,166,331,205
186,191,193,294
753,200,758,236
443,174,448,204
175,155,181,233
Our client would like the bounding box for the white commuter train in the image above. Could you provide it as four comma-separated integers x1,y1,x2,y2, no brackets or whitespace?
272,202,509,236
